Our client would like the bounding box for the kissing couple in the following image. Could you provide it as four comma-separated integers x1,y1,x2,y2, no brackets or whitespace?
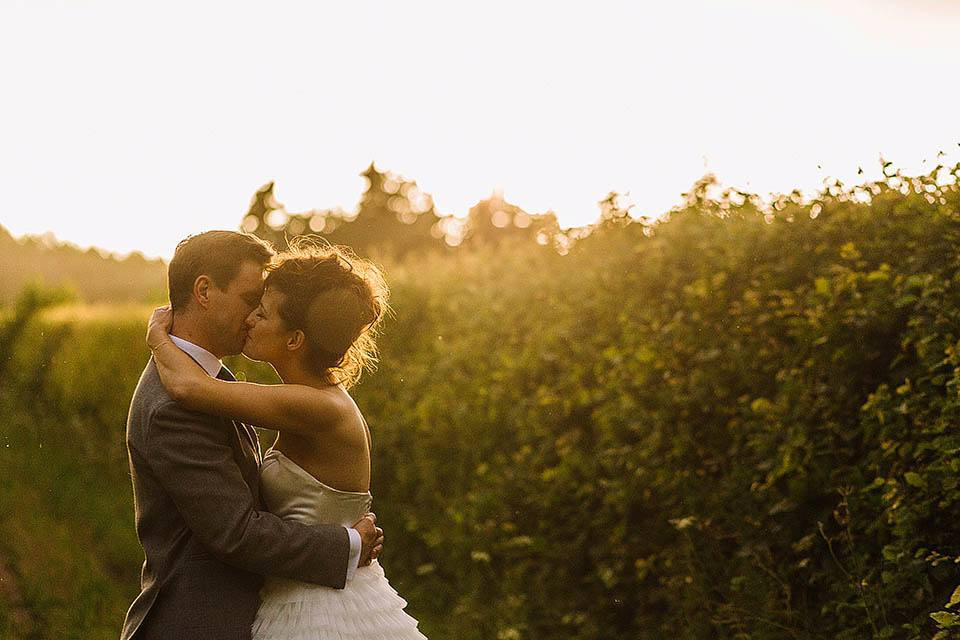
120,231,426,639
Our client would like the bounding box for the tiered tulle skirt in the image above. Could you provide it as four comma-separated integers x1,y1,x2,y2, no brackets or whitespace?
251,560,427,639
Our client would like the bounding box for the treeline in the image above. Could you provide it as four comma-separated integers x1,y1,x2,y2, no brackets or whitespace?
241,163,585,258
2,164,960,638
0,162,600,306
0,226,166,304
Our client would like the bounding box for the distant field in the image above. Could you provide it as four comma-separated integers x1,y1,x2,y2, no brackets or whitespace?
41,303,158,324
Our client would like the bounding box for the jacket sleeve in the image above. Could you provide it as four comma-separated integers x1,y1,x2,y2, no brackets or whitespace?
144,398,351,588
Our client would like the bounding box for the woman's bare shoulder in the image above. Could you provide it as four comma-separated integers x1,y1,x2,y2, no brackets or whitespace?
297,383,359,423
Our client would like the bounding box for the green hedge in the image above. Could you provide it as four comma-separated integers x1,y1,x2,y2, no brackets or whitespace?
2,166,960,638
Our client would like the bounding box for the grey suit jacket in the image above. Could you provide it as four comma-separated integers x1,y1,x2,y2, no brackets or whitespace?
120,359,351,640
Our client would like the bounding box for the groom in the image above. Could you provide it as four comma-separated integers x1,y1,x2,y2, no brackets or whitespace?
121,231,383,640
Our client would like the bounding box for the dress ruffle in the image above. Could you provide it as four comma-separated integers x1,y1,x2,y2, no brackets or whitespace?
252,560,427,639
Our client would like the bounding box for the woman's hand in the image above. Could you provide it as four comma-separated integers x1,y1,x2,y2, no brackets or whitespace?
146,305,205,405
147,305,175,351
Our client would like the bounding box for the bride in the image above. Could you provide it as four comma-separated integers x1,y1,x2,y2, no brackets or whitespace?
147,241,426,639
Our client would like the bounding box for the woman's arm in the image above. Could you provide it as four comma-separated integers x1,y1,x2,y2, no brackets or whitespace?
147,307,340,436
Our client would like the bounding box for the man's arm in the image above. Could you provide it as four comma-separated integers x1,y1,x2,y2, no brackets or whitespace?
144,399,351,587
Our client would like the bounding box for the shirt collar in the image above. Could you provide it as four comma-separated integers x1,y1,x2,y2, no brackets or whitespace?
168,334,223,377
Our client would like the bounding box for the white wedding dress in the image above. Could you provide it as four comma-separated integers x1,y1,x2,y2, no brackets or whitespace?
252,448,427,639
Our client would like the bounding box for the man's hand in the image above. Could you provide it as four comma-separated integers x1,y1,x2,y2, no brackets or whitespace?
354,512,384,567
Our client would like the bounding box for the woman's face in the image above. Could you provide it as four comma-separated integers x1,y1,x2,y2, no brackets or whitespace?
242,287,293,363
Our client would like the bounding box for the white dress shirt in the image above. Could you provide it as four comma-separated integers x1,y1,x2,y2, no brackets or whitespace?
167,334,363,578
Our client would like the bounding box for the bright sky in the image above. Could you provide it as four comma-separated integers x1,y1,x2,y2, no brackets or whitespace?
2,0,959,260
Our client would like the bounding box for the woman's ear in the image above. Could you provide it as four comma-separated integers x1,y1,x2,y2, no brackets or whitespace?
287,329,306,351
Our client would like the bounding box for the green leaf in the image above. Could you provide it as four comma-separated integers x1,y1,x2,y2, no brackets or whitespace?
948,584,960,608
904,472,926,489
931,611,960,627
895,294,918,308
840,241,860,261
815,277,831,296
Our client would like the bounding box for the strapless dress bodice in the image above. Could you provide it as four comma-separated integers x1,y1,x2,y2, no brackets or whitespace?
259,448,372,527
253,449,426,639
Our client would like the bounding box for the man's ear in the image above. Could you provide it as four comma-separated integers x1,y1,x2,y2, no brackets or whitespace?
287,329,306,351
193,275,213,309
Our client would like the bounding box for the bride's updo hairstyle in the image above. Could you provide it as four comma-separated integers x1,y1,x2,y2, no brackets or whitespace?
264,238,388,388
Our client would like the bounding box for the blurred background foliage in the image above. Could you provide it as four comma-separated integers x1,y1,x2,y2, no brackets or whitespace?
0,226,166,305
2,162,960,638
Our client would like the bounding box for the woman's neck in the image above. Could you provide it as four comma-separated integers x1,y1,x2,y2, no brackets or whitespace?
271,357,330,389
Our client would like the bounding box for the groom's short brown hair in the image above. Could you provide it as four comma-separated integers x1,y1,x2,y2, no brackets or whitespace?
168,231,275,311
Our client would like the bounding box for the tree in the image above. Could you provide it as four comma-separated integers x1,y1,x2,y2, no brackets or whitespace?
459,191,562,249
241,165,450,259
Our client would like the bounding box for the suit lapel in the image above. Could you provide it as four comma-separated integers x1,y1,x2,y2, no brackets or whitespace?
238,421,261,464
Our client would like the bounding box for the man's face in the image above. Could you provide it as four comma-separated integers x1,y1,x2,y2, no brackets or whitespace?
206,260,265,357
